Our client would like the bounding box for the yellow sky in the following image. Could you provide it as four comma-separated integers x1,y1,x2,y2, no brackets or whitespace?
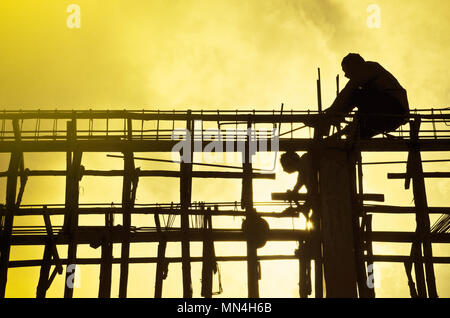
0,0,449,297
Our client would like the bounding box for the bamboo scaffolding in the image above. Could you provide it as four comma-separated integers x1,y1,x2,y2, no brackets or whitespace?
0,109,449,299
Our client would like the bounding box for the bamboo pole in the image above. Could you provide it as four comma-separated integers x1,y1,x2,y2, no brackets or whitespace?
6,229,450,246
0,119,21,298
119,118,136,298
201,206,215,298
8,254,450,269
64,119,82,298
1,138,450,153
154,212,167,298
98,211,113,298
4,204,449,217
180,111,193,298
308,147,323,298
409,119,438,298
0,169,276,179
242,119,260,298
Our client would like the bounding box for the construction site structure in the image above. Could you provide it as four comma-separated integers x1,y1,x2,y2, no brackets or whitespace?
0,107,449,298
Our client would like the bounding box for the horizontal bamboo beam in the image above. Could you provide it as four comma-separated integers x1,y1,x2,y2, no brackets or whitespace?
7,228,450,246
8,255,299,268
364,205,450,214
1,207,288,217
271,192,385,202
0,110,448,121
9,254,450,269
0,169,275,180
3,204,449,217
1,139,450,153
366,255,450,264
388,172,450,179
0,111,319,122
9,228,310,246
369,231,450,243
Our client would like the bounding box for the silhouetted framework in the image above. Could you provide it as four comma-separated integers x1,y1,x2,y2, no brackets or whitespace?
0,108,449,298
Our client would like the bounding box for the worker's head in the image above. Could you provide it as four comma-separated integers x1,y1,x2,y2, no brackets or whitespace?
280,151,301,173
341,53,365,79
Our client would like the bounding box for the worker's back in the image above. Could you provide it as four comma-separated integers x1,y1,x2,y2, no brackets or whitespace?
357,61,409,112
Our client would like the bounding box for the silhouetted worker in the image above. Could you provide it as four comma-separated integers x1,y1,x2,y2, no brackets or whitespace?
321,53,410,139
280,151,313,216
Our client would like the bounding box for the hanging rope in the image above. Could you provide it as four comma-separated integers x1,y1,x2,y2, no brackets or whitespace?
106,110,109,138
141,109,144,140
35,109,41,141
53,110,58,140
89,109,93,137
1,110,5,141
212,263,223,296
431,213,450,234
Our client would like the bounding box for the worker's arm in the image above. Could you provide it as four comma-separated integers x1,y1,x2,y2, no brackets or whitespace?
313,80,359,137
319,66,378,136
324,63,378,122
292,172,305,193
325,80,359,121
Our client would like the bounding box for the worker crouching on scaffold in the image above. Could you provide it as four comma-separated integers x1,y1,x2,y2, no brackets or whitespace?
318,53,410,140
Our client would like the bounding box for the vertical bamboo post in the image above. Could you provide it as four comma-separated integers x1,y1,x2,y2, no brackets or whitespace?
154,211,167,298
201,206,214,298
180,110,193,298
317,68,322,113
119,118,135,298
64,119,82,298
298,241,311,298
242,119,259,298
311,135,324,298
36,244,52,298
0,119,21,298
98,211,113,298
37,206,63,298
364,214,375,295
409,118,437,298
353,145,372,298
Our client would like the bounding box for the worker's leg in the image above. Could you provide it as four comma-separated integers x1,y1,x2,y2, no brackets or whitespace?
356,90,408,137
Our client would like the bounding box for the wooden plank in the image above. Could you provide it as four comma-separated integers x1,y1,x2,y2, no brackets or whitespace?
0,119,22,298
319,149,358,298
